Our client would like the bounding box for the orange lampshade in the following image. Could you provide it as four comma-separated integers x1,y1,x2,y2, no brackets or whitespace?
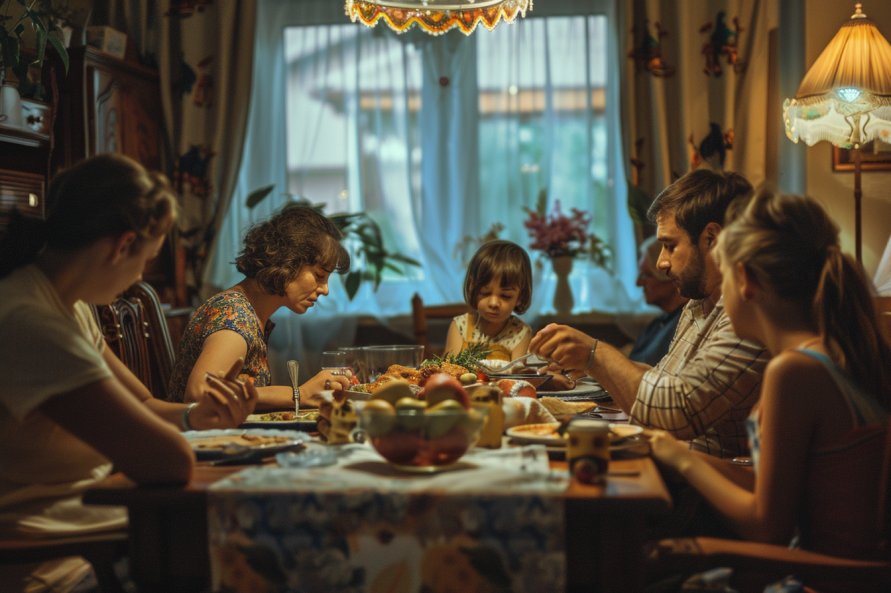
345,0,532,35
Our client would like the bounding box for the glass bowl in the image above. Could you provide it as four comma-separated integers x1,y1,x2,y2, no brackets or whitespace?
356,406,486,471
363,345,424,382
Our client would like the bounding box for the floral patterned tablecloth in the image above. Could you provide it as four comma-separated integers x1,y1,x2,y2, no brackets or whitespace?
208,444,568,593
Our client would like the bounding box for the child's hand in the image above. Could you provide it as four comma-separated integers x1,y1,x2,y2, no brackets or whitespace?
644,429,691,471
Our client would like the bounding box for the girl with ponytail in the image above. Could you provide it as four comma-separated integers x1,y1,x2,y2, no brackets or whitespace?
0,154,256,593
647,189,890,591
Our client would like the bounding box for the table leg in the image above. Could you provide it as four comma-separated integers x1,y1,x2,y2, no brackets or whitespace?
127,502,210,593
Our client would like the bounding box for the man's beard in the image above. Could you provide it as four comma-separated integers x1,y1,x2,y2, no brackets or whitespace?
673,247,708,300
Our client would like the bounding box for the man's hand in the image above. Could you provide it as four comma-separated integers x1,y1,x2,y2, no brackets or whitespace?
188,357,259,429
529,324,597,378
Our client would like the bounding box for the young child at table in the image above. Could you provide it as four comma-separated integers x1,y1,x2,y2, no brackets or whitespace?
0,154,256,593
444,240,533,362
647,189,891,591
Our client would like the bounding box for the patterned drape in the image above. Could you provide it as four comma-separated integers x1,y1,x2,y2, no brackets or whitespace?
622,0,773,236
107,0,257,305
157,0,257,305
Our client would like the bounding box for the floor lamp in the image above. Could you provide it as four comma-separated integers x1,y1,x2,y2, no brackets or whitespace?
783,3,891,264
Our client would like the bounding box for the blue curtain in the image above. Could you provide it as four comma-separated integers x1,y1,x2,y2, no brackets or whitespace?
207,0,640,380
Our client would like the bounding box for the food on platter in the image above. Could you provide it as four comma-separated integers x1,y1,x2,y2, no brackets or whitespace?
496,379,537,399
538,397,599,418
506,422,643,446
189,433,293,450
246,410,320,423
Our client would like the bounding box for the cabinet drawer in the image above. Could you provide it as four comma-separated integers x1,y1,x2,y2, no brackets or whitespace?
0,169,44,226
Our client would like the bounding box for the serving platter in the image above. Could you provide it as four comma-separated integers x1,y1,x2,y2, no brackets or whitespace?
240,410,320,431
535,383,609,400
505,423,643,449
183,428,307,461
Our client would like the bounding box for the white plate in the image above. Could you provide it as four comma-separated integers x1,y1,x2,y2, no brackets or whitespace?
535,383,608,399
183,428,308,461
505,423,643,447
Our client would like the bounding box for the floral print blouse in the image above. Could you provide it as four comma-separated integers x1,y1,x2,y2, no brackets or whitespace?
167,291,275,402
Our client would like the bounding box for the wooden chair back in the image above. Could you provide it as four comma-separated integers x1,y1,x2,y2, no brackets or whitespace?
94,281,175,400
411,293,469,359
876,296,891,343
648,413,891,589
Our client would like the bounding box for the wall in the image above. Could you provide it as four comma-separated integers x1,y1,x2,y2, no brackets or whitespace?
804,1,891,277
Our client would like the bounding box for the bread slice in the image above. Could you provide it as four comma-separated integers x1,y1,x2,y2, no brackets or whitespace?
539,397,598,417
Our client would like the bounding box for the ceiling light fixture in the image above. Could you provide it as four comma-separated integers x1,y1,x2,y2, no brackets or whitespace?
345,0,532,36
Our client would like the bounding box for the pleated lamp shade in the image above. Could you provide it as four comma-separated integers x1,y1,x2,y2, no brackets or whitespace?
345,0,532,35
783,3,891,149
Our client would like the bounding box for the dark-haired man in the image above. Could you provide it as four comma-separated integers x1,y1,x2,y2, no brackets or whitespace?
530,169,768,459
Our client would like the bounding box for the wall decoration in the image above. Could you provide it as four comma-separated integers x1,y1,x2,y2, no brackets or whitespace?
699,11,746,77
628,20,675,77
833,138,891,172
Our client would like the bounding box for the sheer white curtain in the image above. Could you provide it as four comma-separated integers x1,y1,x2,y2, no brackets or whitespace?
207,0,638,380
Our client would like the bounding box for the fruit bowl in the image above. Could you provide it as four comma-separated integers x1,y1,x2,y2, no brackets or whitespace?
357,406,487,471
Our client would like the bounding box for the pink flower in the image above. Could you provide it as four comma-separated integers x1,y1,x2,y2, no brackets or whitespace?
524,200,591,258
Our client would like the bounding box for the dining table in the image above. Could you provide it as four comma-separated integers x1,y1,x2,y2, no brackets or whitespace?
83,437,672,593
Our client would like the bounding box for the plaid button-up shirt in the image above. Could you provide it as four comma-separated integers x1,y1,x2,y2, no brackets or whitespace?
630,296,769,458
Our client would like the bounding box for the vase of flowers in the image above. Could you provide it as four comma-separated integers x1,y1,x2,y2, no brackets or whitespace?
524,189,610,314
550,254,575,314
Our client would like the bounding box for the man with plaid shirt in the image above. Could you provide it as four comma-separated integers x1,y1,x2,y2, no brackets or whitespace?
531,169,768,459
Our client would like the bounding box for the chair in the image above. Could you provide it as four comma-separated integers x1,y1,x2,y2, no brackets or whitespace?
94,281,176,400
647,415,891,593
876,296,891,342
411,293,469,359
0,531,128,593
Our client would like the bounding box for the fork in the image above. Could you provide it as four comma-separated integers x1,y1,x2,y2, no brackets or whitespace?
481,353,534,375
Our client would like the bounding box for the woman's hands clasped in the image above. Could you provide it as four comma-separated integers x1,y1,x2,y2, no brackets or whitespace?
188,357,259,430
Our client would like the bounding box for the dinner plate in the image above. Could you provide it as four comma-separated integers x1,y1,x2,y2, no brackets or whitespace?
241,410,319,432
535,383,609,400
183,428,308,461
505,423,643,448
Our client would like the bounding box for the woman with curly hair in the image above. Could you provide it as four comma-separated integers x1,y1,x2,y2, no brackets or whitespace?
168,206,351,408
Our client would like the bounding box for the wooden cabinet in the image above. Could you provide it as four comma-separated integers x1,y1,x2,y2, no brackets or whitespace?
0,96,53,227
53,46,183,306
53,46,164,172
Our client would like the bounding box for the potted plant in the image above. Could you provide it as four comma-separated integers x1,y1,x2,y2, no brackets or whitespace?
246,185,421,300
0,0,69,95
